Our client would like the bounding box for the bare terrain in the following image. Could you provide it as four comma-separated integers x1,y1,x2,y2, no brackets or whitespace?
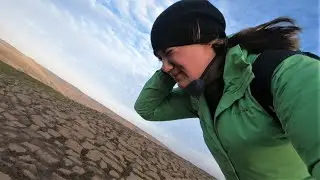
0,40,215,180
0,39,166,149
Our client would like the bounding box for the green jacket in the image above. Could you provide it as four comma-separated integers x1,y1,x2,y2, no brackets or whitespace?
134,45,320,180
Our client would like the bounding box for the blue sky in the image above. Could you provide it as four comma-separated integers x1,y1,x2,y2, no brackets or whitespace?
0,0,318,179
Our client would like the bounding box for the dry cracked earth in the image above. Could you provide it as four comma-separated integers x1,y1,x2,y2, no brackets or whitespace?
0,63,214,180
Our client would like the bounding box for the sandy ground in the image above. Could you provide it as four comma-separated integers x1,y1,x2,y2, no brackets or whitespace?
0,62,214,180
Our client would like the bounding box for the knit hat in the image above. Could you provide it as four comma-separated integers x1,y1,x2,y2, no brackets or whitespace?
151,0,226,54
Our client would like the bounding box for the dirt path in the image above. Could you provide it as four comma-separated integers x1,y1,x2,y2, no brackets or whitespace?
0,63,214,180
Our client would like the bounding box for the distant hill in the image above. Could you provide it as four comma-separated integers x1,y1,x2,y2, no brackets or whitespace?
0,39,167,149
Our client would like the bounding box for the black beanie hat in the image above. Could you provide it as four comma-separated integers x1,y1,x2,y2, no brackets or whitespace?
151,0,226,54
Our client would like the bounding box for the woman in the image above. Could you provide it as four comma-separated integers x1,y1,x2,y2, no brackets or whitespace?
134,0,319,179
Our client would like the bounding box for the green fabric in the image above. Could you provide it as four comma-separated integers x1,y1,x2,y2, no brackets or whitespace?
134,45,320,180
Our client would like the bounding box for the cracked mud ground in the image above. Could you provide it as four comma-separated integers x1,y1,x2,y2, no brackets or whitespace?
0,62,214,180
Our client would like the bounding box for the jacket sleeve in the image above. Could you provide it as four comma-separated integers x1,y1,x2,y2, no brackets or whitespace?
134,69,197,121
271,54,320,178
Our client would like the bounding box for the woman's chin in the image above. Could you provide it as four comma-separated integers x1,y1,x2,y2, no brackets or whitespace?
177,83,185,88
177,80,190,89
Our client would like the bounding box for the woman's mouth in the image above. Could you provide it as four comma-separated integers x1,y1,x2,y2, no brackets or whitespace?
173,72,183,81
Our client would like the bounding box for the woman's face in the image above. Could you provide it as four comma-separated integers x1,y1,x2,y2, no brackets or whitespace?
157,44,216,88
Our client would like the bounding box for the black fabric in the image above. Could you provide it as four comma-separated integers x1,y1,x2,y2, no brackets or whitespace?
202,55,226,118
184,79,205,97
204,76,225,118
251,50,320,120
151,0,226,54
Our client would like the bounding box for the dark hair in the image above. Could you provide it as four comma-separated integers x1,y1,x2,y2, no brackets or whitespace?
214,17,302,54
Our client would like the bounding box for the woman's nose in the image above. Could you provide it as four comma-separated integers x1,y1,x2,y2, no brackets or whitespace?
161,59,174,73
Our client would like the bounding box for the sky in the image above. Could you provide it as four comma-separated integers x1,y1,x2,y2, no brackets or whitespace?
0,0,318,179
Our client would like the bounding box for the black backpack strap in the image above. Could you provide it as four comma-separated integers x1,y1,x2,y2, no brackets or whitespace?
250,50,304,120
303,51,320,60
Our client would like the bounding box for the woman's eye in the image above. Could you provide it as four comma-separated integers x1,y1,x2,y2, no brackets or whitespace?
165,50,173,57
167,58,177,66
156,55,162,61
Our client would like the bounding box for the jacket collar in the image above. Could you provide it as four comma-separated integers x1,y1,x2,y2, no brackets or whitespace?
214,45,257,119
191,45,258,128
